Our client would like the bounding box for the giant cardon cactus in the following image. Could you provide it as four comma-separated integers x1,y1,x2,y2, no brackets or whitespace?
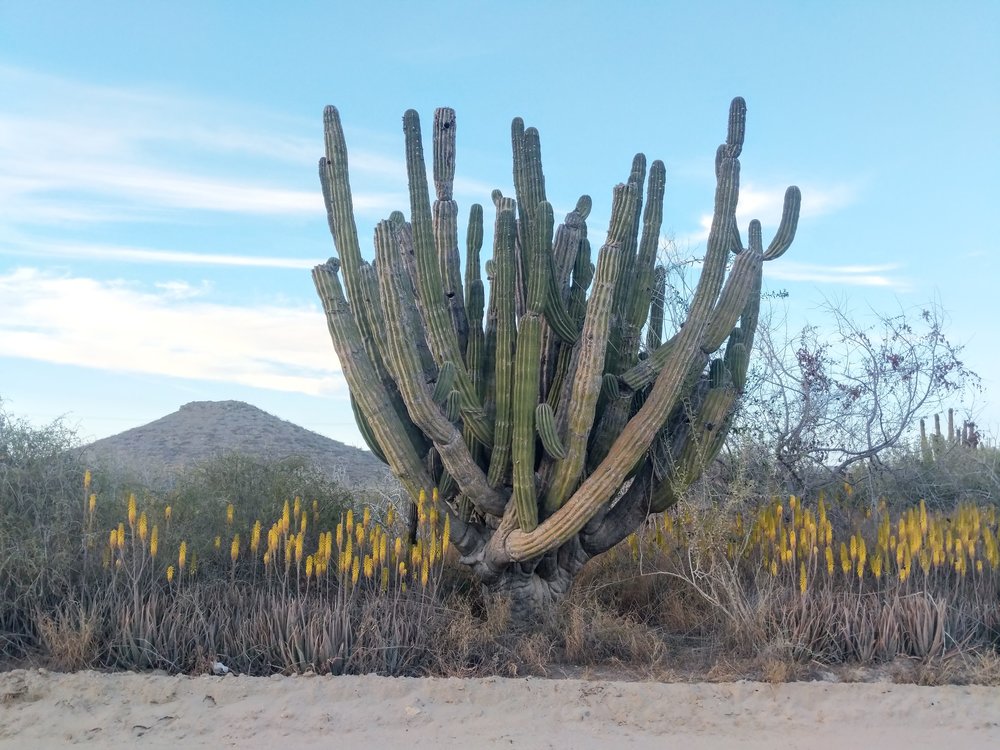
312,98,800,617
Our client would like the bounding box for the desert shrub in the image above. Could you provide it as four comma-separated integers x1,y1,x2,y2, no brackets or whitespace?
158,451,355,555
863,439,999,511
0,405,88,656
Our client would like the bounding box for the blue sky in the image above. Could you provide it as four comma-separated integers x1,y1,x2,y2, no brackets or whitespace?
1,1,997,449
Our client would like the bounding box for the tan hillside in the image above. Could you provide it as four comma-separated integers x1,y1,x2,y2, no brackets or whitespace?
79,400,393,490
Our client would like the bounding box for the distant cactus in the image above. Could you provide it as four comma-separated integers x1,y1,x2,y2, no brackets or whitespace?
921,408,981,464
312,98,800,618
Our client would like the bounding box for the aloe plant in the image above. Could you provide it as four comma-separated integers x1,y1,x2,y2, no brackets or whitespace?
312,98,801,618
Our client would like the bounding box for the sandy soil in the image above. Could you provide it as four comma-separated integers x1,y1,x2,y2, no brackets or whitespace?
2,669,998,749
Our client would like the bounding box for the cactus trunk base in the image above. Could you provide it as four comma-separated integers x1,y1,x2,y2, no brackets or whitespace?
481,550,585,624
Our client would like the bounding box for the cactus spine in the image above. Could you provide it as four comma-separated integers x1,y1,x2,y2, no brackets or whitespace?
312,98,800,615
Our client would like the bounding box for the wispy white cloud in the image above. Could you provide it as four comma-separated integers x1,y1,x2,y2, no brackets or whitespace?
0,65,418,231
0,267,345,395
764,261,909,290
1,238,323,269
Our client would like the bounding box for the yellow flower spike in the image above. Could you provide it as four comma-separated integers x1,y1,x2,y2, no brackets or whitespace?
84,469,92,490
306,554,314,578
178,541,187,571
150,526,159,558
870,553,882,579
355,522,365,547
268,526,279,552
293,496,301,522
976,559,983,575
295,533,304,565
282,500,291,533
387,505,396,526
251,520,262,554
300,515,307,536
138,512,148,544
324,531,333,560
214,535,221,551
351,556,360,585
231,534,240,563
164,505,172,522
336,521,344,550
117,523,126,549
850,535,858,562
825,546,835,576
919,549,931,575
313,499,319,525
263,550,271,567
394,536,403,561
381,567,389,592
363,555,374,579
127,493,137,529
443,515,451,553
363,506,371,529
166,565,175,583
399,561,407,577
284,541,293,569
346,508,354,531
379,536,388,566
432,487,439,503
89,493,96,515
108,529,117,549
799,561,807,593
226,503,234,526
770,559,778,577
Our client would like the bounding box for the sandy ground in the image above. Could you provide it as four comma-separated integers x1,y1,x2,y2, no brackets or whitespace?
2,669,999,749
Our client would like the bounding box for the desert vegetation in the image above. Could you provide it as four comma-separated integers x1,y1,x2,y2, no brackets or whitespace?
1,399,998,684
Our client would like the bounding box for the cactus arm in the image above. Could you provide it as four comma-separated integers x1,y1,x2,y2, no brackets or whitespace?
486,204,518,488
535,403,567,460
628,160,667,337
372,221,507,516
387,217,439,383
433,108,470,354
403,110,493,447
511,313,543,530
587,161,666,468
312,260,432,501
465,203,486,384
510,201,555,532
646,265,666,352
701,244,764,353
543,240,623,513
763,187,802,261
349,390,388,464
